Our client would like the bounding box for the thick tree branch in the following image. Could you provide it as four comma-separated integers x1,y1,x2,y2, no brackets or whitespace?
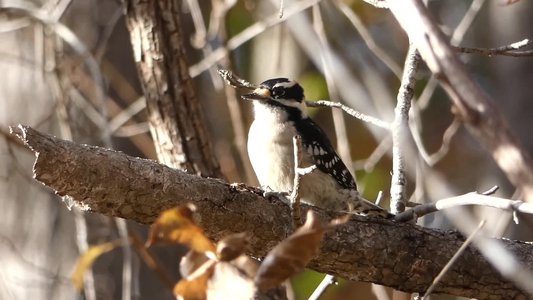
10,125,533,299
386,0,533,202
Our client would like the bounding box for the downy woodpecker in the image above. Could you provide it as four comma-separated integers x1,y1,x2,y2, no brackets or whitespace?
243,78,391,217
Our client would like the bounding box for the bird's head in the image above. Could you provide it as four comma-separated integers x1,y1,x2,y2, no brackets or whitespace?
242,78,306,114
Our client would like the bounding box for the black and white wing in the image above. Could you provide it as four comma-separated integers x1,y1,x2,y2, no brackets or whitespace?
294,117,357,190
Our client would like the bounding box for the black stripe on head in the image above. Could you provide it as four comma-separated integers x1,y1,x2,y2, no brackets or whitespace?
259,78,304,103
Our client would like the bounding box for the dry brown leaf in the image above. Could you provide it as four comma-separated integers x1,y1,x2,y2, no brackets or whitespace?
71,240,122,290
254,210,348,291
180,251,210,278
231,255,259,279
216,232,248,262
174,260,216,300
147,204,215,254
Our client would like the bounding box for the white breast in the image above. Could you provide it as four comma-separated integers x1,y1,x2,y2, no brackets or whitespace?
247,104,296,192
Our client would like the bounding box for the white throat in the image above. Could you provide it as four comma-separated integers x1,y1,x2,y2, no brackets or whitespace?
252,100,308,123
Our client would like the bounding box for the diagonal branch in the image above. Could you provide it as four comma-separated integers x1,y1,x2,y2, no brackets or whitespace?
387,0,533,202
9,125,533,299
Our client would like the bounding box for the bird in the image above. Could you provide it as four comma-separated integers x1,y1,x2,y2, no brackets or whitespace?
242,77,391,218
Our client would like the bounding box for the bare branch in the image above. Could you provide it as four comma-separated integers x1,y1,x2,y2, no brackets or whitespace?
390,45,421,214
309,274,337,300
335,1,402,79
410,117,461,166
394,192,533,222
290,135,317,227
387,0,533,202
416,0,486,109
190,0,322,78
307,100,390,130
278,0,284,18
217,69,257,89
455,39,533,57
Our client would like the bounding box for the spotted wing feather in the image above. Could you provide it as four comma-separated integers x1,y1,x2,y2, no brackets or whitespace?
294,118,357,190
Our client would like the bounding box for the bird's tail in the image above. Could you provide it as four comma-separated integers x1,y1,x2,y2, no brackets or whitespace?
348,193,394,219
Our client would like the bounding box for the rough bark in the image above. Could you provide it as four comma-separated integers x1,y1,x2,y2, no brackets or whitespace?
11,125,531,300
122,0,222,177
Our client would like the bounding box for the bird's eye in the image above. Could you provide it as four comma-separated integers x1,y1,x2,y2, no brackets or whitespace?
272,87,285,98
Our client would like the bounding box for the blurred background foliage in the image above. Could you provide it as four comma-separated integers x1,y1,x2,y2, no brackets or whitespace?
1,0,533,299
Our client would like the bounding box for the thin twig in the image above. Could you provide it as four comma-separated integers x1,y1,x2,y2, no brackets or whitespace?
116,219,132,300
290,136,317,228
217,69,257,89
190,0,322,77
360,0,388,8
290,136,303,227
114,123,150,137
307,100,390,130
335,0,402,79
455,38,533,57
129,231,175,291
482,185,500,196
390,45,420,214
308,274,337,300
394,189,533,223
93,7,122,62
43,0,73,22
278,0,284,18
186,0,223,89
108,97,146,133
375,191,384,207
416,0,486,109
354,135,391,172
444,205,533,297
312,4,353,173
410,117,461,166
423,220,486,299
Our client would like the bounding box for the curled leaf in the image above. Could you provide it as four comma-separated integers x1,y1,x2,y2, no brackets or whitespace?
174,260,216,300
180,251,210,278
147,204,215,254
216,232,248,262
254,210,348,291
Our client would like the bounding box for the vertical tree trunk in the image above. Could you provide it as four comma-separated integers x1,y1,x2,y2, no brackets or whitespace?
123,0,222,178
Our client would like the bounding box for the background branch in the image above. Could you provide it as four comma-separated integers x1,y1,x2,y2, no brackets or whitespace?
455,38,533,57
123,0,222,177
390,45,420,214
387,0,533,202
11,125,532,300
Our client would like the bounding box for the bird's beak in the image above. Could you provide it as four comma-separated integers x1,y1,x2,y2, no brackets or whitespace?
242,88,271,101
